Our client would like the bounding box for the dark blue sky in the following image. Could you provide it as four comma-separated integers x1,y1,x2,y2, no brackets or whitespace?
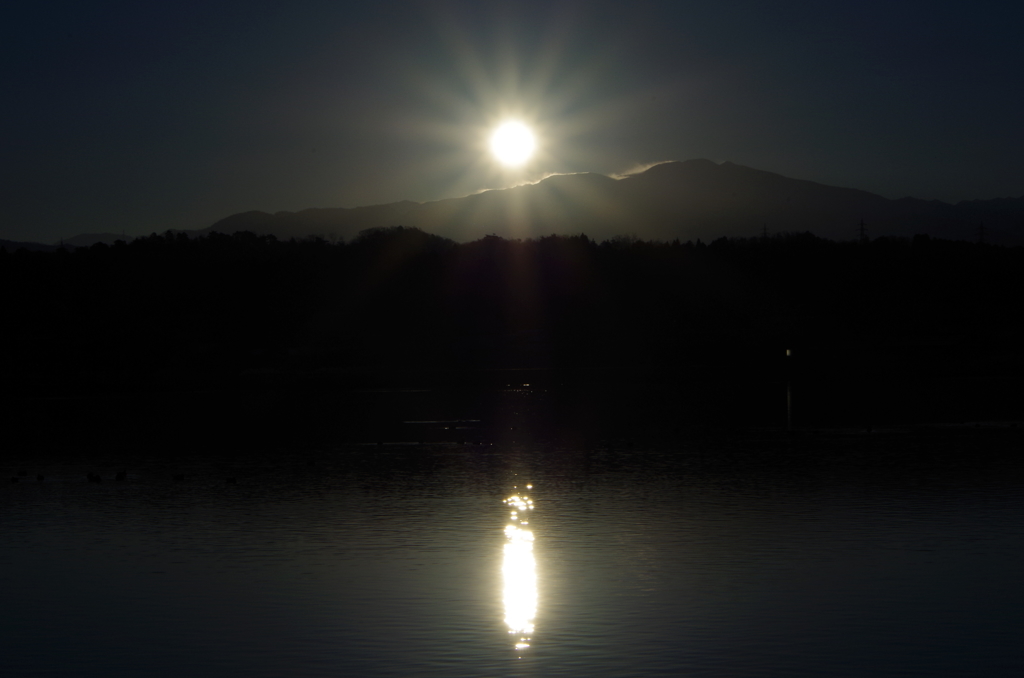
3,0,1022,242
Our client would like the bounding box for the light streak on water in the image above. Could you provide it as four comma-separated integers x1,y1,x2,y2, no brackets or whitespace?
502,487,537,654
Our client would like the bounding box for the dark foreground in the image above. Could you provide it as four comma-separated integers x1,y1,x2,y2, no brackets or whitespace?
4,228,1023,396
4,229,1023,676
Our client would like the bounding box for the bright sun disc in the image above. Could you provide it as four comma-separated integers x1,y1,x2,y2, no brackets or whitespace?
490,122,535,166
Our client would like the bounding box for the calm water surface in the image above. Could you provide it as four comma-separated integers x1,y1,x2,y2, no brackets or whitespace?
2,389,1023,677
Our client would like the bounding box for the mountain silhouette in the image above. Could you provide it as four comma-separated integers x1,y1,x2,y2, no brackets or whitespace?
58,233,135,248
1,239,59,253
196,160,1024,245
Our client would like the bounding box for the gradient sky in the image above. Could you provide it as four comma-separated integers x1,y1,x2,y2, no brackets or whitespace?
3,0,1022,242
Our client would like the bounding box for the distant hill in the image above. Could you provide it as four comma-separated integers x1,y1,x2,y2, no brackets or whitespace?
8,160,1022,249
1,239,59,252
2,233,133,251
196,160,1024,245
57,233,135,248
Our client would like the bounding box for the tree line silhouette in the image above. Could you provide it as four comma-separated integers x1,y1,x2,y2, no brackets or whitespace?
3,227,1022,393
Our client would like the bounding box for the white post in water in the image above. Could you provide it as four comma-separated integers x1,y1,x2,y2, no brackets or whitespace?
786,349,792,431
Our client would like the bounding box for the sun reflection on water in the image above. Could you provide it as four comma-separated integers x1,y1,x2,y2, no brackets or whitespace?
502,488,537,653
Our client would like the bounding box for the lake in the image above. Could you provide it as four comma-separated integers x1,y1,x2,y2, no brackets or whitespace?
2,384,1023,677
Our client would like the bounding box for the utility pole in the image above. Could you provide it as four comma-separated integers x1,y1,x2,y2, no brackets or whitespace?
859,219,867,243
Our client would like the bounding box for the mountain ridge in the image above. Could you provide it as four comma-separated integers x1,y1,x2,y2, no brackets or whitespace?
8,160,1021,249
194,159,1022,245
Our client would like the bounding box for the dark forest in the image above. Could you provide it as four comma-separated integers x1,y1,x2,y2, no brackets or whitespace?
4,227,1022,420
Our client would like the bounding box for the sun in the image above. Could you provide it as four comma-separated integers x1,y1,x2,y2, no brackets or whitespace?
490,121,536,166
